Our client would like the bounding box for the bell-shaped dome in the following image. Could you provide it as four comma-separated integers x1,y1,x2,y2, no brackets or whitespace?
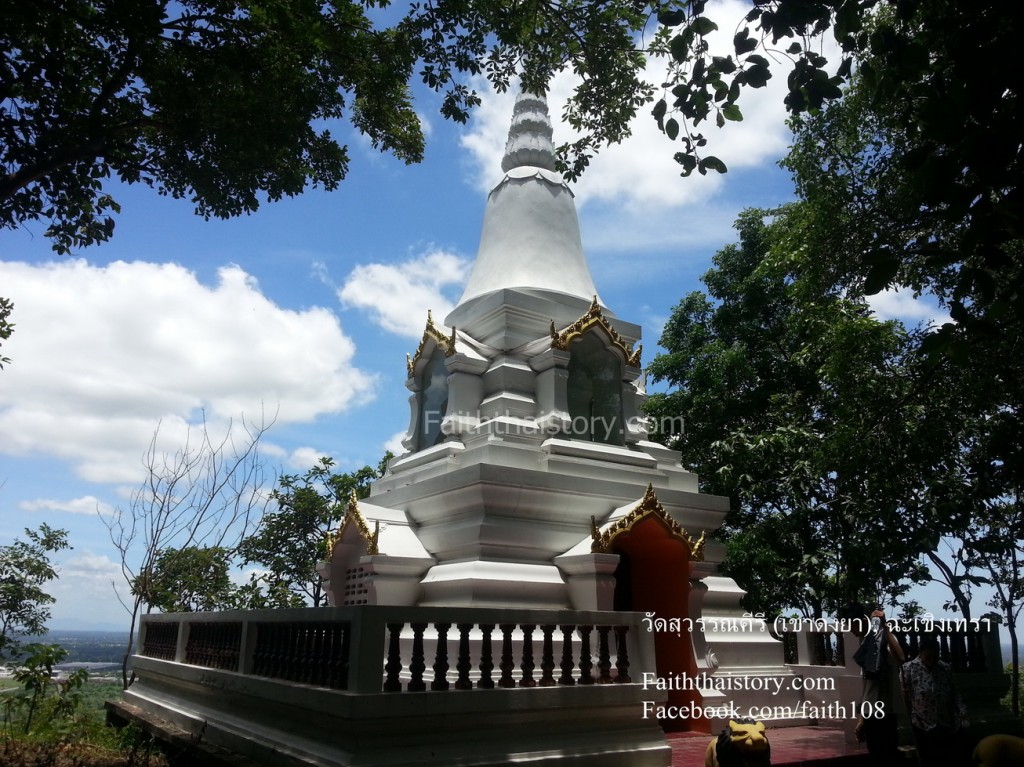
454,91,600,309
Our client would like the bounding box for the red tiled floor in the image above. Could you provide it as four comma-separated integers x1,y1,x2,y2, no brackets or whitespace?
667,725,873,766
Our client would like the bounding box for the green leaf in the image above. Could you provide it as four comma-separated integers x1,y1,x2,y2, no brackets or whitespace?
691,17,719,36
670,27,696,61
734,29,758,55
658,9,686,26
698,156,727,174
652,98,667,128
862,259,900,295
722,104,743,121
665,118,680,141
674,151,698,176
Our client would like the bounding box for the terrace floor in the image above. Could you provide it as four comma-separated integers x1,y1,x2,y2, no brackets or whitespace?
666,725,884,766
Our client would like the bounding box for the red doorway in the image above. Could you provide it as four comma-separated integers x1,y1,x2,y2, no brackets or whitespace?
607,495,706,733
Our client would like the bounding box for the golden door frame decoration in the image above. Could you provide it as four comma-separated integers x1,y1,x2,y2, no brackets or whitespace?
590,484,706,560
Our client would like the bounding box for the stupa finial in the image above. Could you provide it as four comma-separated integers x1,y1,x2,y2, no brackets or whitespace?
501,90,557,172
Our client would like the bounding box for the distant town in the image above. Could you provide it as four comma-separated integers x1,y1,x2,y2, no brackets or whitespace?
0,630,126,679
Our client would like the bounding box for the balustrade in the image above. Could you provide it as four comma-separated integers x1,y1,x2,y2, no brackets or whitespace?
782,617,996,672
135,607,640,695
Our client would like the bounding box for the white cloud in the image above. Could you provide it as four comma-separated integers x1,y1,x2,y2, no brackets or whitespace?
284,446,329,471
0,259,377,483
867,288,952,327
50,551,131,625
19,495,114,516
383,430,407,457
339,248,470,338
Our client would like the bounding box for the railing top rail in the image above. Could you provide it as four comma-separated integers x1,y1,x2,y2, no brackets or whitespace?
773,616,998,636
139,605,647,626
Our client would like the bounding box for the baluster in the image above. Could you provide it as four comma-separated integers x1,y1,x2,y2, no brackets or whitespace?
267,624,282,678
432,622,451,691
539,625,556,686
384,623,404,692
558,625,576,686
265,624,280,678
278,625,293,680
332,624,350,689
498,624,516,688
213,623,223,667
478,624,495,689
251,624,265,676
613,625,631,683
297,625,312,683
190,625,205,666
309,625,322,683
519,624,536,688
215,624,226,668
967,630,984,672
578,625,594,685
289,624,303,681
204,624,215,666
596,625,613,684
409,622,427,692
455,623,473,690
278,624,290,677
314,624,329,686
950,628,965,672
319,624,333,686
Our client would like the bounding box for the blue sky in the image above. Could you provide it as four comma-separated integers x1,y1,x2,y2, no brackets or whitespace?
0,1,975,635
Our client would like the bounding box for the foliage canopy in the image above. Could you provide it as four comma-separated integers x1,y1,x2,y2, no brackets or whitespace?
238,454,389,606
0,0,654,252
645,207,951,617
0,525,70,660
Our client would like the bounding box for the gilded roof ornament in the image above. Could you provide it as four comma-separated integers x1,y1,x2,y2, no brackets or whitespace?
326,490,380,556
406,310,457,378
590,484,705,560
550,297,642,366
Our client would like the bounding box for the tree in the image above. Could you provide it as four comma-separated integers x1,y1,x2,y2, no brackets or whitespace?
105,413,270,687
0,524,70,660
0,297,12,369
649,1,1023,355
132,545,237,613
237,454,389,607
1,0,655,253
645,207,956,618
963,500,1023,718
780,58,1024,697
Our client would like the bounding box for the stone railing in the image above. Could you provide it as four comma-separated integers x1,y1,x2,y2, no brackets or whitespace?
776,617,1002,671
890,618,997,672
775,617,1010,743
135,605,642,693
118,606,668,767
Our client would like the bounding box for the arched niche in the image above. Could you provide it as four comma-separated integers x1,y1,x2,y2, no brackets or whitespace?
415,346,449,451
566,330,625,446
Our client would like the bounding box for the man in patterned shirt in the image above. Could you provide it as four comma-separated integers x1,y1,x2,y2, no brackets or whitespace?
901,636,969,765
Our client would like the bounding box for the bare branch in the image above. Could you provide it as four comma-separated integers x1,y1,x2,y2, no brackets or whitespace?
105,411,274,687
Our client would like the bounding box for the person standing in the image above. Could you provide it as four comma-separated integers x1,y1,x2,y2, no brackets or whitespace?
901,636,969,766
854,608,905,766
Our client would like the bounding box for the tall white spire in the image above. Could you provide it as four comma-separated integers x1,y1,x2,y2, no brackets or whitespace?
501,91,557,172
450,89,600,325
